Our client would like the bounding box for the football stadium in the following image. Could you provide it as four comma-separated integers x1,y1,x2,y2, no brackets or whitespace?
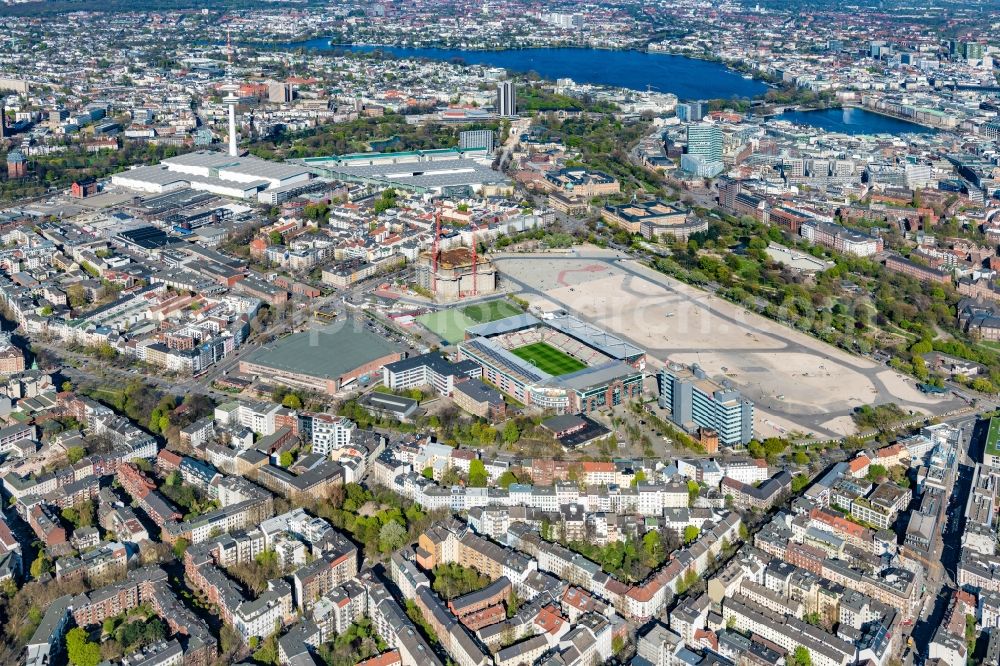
458,313,646,414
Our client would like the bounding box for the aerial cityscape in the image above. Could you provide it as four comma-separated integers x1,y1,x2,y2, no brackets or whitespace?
0,0,999,665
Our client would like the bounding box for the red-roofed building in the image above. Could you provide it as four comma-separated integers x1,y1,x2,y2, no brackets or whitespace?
355,651,401,666
534,604,568,638
875,443,908,468
562,586,601,622
0,515,19,554
458,604,506,631
582,461,615,485
808,507,872,550
849,453,872,478
119,462,157,500
157,449,182,473
693,629,718,651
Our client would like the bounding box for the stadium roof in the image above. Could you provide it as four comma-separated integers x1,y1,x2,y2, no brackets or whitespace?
546,315,644,361
544,360,643,391
465,313,541,337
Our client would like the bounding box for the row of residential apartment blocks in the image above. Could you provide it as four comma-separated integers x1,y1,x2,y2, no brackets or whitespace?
373,437,779,513
26,565,217,666
631,510,919,666
415,513,742,623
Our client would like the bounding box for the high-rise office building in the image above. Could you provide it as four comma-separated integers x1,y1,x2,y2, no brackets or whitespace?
676,101,706,123
682,123,724,177
657,364,754,447
496,81,516,117
268,81,292,104
686,123,723,163
459,129,496,152
962,42,985,60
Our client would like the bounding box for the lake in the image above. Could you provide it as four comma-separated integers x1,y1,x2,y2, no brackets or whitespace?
274,40,768,101
779,107,935,135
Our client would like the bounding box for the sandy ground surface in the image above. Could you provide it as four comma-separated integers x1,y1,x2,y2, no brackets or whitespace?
494,248,962,439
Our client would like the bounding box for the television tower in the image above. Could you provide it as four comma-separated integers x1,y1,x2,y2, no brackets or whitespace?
222,28,239,156
469,219,479,297
431,202,442,294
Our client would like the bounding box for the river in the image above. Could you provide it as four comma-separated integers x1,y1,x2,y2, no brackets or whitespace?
272,40,768,101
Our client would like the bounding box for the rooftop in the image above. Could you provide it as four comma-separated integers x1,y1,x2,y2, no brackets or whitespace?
242,325,398,380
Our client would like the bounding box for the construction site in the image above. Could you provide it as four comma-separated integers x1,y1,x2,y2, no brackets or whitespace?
415,246,498,301
413,204,498,301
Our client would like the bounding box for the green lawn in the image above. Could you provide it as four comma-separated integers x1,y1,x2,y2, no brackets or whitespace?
987,416,1000,457
463,300,522,323
416,309,473,345
417,300,523,344
511,342,587,376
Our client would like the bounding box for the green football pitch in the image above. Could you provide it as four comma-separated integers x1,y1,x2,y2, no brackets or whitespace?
462,300,523,323
416,299,524,345
511,342,587,376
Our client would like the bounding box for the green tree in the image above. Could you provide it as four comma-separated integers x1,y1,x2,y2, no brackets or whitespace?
502,420,520,444
631,470,647,487
30,552,52,578
683,525,701,544
66,627,101,666
507,589,521,617
66,446,86,464
792,646,811,666
252,632,279,665
268,231,283,245
422,466,434,480
791,474,810,492
866,464,888,482
172,537,189,559
687,480,700,506
497,470,519,489
279,451,294,467
972,377,996,394
281,393,302,410
468,459,488,487
379,520,407,553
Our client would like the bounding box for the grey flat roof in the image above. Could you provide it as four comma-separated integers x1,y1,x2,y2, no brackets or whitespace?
243,325,398,380
316,158,508,188
27,595,72,648
363,392,419,410
548,360,642,391
163,151,311,180
116,164,190,185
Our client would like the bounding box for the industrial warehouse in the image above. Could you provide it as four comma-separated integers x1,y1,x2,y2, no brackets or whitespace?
238,325,402,395
111,151,314,201
297,147,510,195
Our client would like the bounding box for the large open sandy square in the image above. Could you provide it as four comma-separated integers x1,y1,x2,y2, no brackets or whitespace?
493,248,963,439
